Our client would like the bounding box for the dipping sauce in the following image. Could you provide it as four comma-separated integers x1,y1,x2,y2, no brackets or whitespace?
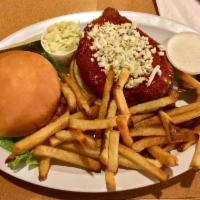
41,21,81,55
166,32,200,75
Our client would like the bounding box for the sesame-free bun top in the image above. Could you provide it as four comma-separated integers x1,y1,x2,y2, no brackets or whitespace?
0,50,61,137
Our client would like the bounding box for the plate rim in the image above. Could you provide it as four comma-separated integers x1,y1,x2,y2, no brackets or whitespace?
0,10,197,193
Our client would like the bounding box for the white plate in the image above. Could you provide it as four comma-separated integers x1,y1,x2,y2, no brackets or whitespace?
0,11,197,193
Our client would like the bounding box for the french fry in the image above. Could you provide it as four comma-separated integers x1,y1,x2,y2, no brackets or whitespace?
179,71,200,91
56,129,97,148
131,137,168,152
129,91,178,114
106,100,117,119
191,131,200,169
100,100,117,165
177,139,197,152
130,126,166,137
148,146,178,167
173,108,200,124
119,144,168,182
174,129,197,143
113,84,130,115
159,110,176,142
49,136,63,147
167,101,200,116
98,67,114,119
118,68,130,88
134,115,159,127
55,130,74,142
7,111,70,160
105,170,116,191
88,105,100,119
163,144,177,152
135,106,200,127
69,105,99,120
33,145,101,172
131,112,155,124
116,115,133,147
39,157,51,181
146,158,162,168
61,74,92,118
119,155,162,169
119,155,139,170
69,117,116,131
70,128,86,144
61,82,77,112
84,135,98,149
108,130,120,173
60,141,100,159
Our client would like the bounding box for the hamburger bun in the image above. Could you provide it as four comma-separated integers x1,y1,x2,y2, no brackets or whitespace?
0,50,61,137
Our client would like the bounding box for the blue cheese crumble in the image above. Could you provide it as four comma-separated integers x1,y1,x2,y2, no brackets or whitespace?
87,22,163,88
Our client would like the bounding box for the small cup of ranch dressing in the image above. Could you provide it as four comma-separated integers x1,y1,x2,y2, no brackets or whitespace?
166,32,200,75
41,21,81,66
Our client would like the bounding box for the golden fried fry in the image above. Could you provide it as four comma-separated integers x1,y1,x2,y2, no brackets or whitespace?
70,128,86,144
100,100,117,165
130,126,166,137
49,136,63,147
119,144,168,182
175,129,197,143
129,91,178,114
116,115,133,147
61,82,77,112
118,155,138,170
69,117,116,131
159,110,176,142
39,157,51,181
131,137,168,152
34,145,101,172
60,141,100,159
105,170,116,191
148,146,178,167
135,106,200,127
108,130,120,173
146,158,163,168
98,67,114,119
55,130,74,142
106,100,117,118
119,155,162,169
113,84,130,115
61,74,92,118
118,68,130,88
191,134,200,169
179,71,200,91
163,144,177,152
131,112,155,124
177,139,197,152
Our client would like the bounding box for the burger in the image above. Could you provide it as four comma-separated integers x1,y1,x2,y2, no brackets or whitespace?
76,7,174,106
0,50,61,137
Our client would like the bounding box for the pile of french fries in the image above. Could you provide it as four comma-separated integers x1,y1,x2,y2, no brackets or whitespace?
6,60,200,190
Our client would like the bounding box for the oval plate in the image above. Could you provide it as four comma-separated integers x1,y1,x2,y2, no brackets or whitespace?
0,11,196,193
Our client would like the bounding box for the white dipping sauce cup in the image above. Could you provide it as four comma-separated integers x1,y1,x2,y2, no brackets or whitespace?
166,32,200,75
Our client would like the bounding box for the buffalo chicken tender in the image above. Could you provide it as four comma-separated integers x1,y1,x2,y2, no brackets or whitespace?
76,7,173,106
0,50,61,137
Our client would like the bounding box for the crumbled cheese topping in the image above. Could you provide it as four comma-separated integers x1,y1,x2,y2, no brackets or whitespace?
87,22,163,87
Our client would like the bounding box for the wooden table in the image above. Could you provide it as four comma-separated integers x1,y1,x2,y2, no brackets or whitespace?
0,0,200,199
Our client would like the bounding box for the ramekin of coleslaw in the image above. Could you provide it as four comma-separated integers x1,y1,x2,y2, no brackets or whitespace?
41,21,81,65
